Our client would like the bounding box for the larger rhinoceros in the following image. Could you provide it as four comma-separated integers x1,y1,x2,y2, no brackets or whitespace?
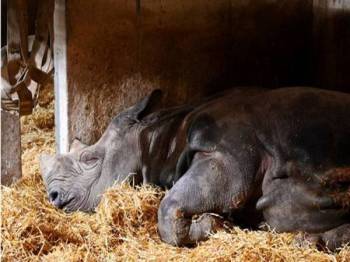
40,87,350,249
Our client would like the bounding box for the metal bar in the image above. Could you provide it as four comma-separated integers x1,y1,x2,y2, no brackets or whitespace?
53,0,68,153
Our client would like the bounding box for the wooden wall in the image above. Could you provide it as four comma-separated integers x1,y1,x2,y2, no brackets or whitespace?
59,0,350,147
313,0,350,92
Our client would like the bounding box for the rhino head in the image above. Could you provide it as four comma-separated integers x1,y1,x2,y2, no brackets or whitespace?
40,90,162,212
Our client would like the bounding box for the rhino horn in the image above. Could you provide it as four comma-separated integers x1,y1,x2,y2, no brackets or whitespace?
69,138,88,153
39,153,55,179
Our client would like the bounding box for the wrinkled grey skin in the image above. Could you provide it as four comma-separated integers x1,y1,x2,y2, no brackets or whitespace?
41,90,164,211
41,87,350,250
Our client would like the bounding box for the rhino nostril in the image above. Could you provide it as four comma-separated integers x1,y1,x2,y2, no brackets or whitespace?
49,191,59,202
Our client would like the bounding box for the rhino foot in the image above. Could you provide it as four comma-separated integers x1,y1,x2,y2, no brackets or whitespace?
295,224,350,251
158,204,223,246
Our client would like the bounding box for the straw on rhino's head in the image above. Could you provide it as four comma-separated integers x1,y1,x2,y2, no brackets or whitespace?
40,90,162,212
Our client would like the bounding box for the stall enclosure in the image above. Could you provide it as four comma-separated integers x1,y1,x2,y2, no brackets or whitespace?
52,0,350,151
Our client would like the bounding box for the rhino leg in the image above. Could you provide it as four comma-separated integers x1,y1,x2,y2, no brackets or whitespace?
298,224,350,251
157,161,223,245
157,149,260,246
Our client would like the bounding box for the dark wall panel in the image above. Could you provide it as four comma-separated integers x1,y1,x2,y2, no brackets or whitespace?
313,0,350,92
229,0,313,88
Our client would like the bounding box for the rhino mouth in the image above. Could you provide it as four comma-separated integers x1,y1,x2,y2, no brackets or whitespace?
61,197,75,211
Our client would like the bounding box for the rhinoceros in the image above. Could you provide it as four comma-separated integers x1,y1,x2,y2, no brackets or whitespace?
40,87,350,250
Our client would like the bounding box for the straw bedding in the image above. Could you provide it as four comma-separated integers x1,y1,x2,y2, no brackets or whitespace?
1,86,350,261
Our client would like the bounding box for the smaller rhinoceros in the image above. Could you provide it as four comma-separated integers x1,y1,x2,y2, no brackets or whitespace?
40,87,350,250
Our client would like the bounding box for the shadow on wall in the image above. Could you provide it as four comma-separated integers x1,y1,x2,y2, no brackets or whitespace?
62,0,350,145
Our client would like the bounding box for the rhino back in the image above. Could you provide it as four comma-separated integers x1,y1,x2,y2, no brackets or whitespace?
252,87,350,167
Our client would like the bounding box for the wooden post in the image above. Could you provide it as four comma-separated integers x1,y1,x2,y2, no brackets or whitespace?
1,110,22,185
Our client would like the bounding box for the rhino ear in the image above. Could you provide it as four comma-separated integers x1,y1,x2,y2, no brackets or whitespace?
130,89,162,120
40,153,55,179
70,138,88,153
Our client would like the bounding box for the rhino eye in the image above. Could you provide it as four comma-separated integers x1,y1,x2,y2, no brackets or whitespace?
80,151,99,169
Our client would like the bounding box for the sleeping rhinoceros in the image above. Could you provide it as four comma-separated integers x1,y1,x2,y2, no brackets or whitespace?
40,87,350,250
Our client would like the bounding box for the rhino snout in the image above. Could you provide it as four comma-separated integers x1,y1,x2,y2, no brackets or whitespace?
48,189,72,209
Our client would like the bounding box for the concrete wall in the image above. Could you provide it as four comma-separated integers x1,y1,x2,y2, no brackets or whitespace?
62,0,349,146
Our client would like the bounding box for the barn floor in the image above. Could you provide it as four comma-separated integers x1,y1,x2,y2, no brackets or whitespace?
1,86,350,262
